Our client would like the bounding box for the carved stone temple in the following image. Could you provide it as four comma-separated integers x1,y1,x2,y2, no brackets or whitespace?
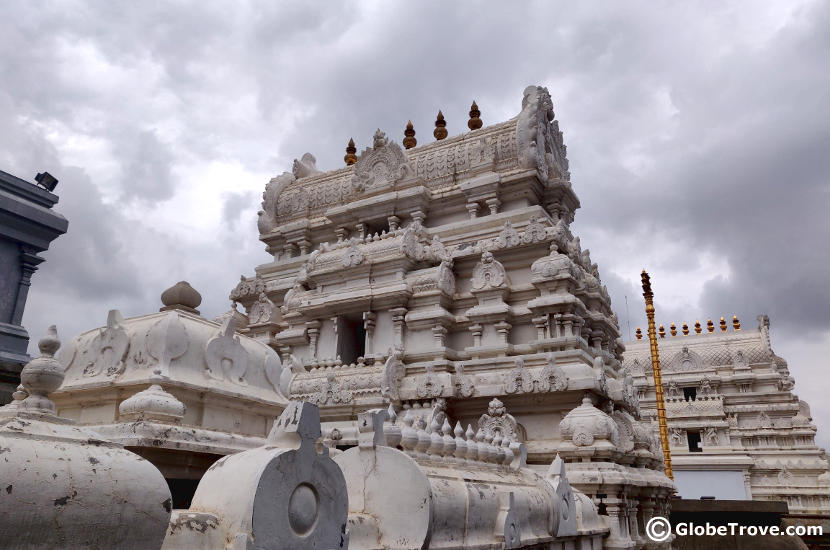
1,85,826,548
624,315,830,514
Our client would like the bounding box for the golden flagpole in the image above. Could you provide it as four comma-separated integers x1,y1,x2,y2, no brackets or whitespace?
641,270,673,479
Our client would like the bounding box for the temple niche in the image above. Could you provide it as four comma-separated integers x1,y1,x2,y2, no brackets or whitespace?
624,315,830,515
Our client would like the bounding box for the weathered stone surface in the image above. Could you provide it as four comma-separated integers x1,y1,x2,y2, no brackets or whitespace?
162,401,348,550
0,327,171,549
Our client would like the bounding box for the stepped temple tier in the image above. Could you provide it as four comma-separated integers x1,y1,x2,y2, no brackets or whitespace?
3,85,826,548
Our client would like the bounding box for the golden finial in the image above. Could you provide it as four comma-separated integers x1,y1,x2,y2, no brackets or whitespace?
635,327,642,340
344,138,357,165
434,110,448,140
682,323,689,335
468,100,482,130
694,320,702,334
720,317,727,332
707,318,714,333
670,323,677,336
659,325,666,338
733,315,741,330
403,120,417,149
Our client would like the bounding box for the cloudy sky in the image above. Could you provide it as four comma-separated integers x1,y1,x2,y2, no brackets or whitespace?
2,1,829,444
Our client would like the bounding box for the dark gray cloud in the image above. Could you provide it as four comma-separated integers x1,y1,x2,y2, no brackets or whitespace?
2,0,829,445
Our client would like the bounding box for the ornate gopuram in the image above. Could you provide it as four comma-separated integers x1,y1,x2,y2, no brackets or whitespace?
623,315,830,515
233,85,674,549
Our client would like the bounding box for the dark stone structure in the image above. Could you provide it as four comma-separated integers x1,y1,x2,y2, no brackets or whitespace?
0,169,67,403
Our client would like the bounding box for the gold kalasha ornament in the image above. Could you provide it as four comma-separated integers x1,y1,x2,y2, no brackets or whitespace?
468,100,482,130
707,318,714,333
641,270,673,479
733,315,741,330
659,325,666,338
720,317,728,332
403,120,417,150
635,327,643,340
434,110,448,140
344,138,357,166
670,323,677,336
694,320,702,334
682,323,689,336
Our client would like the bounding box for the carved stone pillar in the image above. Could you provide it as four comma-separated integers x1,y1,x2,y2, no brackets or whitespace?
335,227,348,243
494,321,511,346
627,499,640,544
744,471,753,499
363,312,376,359
470,324,483,347
306,320,321,359
432,325,447,348
354,222,366,240
552,313,563,338
485,197,500,215
532,315,549,340
410,210,425,227
604,497,629,548
298,239,311,256
387,215,400,231
283,242,297,259
466,202,479,220
391,307,407,350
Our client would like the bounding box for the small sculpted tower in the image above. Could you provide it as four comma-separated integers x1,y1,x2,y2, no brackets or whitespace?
240,85,674,549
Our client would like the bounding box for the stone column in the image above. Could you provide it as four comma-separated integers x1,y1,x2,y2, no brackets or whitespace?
306,320,321,359
432,325,447,348
627,498,640,544
391,308,407,350
466,202,479,220
363,312,376,360
470,324,483,347
335,227,348,243
532,315,549,340
354,222,366,240
387,215,400,231
744,471,753,499
485,197,500,215
494,321,511,346
298,239,311,256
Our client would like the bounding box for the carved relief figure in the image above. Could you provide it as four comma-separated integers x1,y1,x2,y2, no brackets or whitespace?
471,251,507,290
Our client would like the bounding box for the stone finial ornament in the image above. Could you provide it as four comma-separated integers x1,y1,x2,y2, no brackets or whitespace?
434,110,448,140
344,138,357,165
18,325,62,414
160,281,201,314
468,100,482,130
403,120,417,149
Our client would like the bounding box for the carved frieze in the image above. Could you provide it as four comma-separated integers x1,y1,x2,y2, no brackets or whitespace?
310,372,354,405
145,312,188,377
416,364,444,398
248,292,276,325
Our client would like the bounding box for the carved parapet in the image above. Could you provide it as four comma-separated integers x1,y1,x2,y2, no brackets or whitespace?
665,394,725,419
334,408,606,549
162,402,349,550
